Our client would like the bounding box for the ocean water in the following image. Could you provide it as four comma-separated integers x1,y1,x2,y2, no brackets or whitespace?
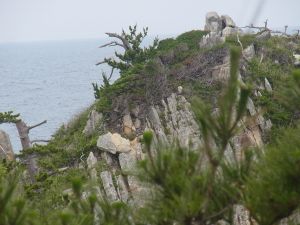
0,39,116,152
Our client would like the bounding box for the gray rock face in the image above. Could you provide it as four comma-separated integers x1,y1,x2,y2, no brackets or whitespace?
233,205,258,225
211,63,230,82
199,32,225,49
243,44,255,61
100,171,119,202
83,110,102,136
278,209,300,225
87,152,98,180
264,77,272,92
147,93,201,150
0,130,14,161
221,15,236,27
97,132,131,154
222,27,240,37
205,12,223,33
256,31,271,41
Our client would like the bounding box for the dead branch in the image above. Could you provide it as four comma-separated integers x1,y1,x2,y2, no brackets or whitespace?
108,68,114,81
95,60,106,66
28,120,47,131
99,41,125,49
105,32,131,50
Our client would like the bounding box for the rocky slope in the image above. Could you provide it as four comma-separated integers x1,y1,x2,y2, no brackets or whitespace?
2,11,300,225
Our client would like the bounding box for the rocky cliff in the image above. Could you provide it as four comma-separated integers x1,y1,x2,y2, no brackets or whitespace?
9,12,300,225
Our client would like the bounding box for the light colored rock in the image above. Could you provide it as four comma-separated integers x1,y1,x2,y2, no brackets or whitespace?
148,106,169,144
97,132,131,154
83,110,102,136
123,114,136,139
294,53,300,67
116,175,129,202
119,150,137,173
246,98,257,116
222,27,240,37
211,64,230,82
0,130,14,161
264,77,272,92
100,171,119,202
243,44,255,60
279,209,300,225
233,205,258,225
87,152,98,180
134,118,141,129
221,15,236,27
199,33,225,49
87,152,97,169
177,86,183,94
256,31,271,41
205,12,222,33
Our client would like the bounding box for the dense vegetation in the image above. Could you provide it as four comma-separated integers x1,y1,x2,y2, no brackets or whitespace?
1,26,300,225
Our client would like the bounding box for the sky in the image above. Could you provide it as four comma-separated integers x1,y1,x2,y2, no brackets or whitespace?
0,0,299,43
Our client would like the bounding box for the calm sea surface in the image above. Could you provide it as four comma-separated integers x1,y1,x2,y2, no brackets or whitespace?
0,39,116,152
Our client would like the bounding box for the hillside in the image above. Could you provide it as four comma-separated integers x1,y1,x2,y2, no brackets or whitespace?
1,12,300,225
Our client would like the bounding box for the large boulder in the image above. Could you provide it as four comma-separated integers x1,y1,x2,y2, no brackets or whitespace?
0,130,14,161
97,132,131,154
204,12,223,33
221,15,236,28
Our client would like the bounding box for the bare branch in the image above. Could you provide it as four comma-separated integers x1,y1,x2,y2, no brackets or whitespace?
108,67,114,81
99,41,125,49
105,32,131,50
95,60,106,66
28,120,47,131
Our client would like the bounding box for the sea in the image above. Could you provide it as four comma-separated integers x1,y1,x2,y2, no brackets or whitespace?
0,38,116,152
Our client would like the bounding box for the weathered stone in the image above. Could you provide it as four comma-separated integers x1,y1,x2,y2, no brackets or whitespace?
243,44,255,60
119,150,137,173
177,86,183,94
0,130,14,161
279,209,300,225
211,64,230,82
294,53,300,67
134,118,141,129
116,175,129,202
100,171,119,202
123,114,136,139
246,98,257,116
204,12,222,33
83,110,102,136
97,132,131,154
148,106,169,144
222,27,240,37
87,152,97,180
264,77,272,92
256,31,271,41
199,33,225,49
221,15,236,28
233,205,258,225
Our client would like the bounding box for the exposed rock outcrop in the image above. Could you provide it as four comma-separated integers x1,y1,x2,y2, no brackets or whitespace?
83,110,103,136
201,12,242,48
0,130,14,161
97,132,131,154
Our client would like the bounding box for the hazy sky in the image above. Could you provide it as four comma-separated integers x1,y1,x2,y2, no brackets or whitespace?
0,0,299,43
